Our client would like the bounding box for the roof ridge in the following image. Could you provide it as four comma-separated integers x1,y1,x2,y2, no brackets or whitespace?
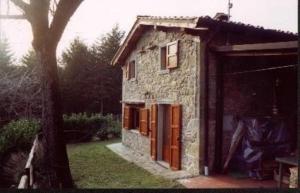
137,15,199,20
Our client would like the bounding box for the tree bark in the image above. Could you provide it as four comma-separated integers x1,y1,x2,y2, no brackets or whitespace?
36,45,73,188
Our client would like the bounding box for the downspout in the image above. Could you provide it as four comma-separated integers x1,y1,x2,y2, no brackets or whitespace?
202,25,221,176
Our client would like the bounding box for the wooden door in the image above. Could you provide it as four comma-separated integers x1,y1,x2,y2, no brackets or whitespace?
150,104,158,160
162,105,170,162
169,104,181,170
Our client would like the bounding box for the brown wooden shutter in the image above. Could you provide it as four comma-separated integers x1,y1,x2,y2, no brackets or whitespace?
166,40,179,69
139,108,149,136
150,104,158,160
169,104,181,170
123,105,132,129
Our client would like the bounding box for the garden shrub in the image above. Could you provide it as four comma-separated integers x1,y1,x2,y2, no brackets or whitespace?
103,114,121,138
63,113,121,143
0,119,39,188
0,119,39,159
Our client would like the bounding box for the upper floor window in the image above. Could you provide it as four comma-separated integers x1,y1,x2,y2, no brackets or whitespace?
160,40,179,71
125,60,136,80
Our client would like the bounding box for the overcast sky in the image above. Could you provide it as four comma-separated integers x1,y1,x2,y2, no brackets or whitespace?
0,0,298,62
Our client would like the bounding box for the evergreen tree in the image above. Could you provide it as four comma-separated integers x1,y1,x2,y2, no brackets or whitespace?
90,25,124,114
61,37,93,113
21,49,38,69
61,26,124,115
0,38,14,72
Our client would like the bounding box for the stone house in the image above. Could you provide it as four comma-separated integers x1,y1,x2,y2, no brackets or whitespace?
111,15,297,176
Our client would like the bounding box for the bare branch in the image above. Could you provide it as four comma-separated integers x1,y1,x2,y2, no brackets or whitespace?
49,0,83,48
10,0,30,14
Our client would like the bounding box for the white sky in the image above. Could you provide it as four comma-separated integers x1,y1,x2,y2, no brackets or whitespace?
0,0,298,63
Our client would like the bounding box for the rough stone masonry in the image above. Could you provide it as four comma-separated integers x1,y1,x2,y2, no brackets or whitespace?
121,29,202,175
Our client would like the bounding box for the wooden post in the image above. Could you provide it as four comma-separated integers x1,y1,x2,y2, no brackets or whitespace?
18,136,38,189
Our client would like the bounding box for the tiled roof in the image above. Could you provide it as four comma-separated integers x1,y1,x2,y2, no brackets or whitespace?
112,15,297,66
136,15,297,36
197,16,297,35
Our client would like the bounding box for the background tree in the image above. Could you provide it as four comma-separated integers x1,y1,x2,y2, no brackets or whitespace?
0,38,14,73
11,0,83,188
61,26,124,115
21,49,38,69
61,37,92,113
90,25,124,114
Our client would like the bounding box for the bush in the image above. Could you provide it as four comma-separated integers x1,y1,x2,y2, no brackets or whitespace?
0,119,39,160
103,114,121,139
63,113,121,143
63,113,100,143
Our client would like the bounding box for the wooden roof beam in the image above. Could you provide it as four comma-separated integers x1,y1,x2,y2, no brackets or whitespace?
222,51,298,57
212,41,298,52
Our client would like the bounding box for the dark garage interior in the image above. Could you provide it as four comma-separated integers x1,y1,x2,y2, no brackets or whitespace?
221,53,297,184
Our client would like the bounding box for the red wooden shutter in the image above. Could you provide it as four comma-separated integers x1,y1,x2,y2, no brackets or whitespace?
166,40,179,69
150,104,158,160
169,104,181,170
139,108,149,136
123,105,132,129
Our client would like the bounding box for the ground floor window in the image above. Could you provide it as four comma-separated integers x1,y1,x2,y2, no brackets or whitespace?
123,104,144,130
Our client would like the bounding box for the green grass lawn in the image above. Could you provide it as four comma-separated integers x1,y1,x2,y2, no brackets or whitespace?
67,139,184,188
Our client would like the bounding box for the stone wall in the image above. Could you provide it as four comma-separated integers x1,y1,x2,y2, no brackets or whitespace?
122,29,201,175
122,129,151,159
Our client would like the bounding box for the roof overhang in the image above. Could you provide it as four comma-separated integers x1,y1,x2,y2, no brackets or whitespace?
112,16,298,65
111,16,208,66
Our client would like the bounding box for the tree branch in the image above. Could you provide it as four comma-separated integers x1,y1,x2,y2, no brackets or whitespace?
49,0,84,49
10,0,30,12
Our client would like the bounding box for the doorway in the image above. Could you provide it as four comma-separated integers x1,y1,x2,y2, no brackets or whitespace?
157,104,171,165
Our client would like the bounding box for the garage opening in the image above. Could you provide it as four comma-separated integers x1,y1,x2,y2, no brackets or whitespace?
221,54,297,184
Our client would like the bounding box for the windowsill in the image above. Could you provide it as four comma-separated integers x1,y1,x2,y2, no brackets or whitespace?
159,69,170,75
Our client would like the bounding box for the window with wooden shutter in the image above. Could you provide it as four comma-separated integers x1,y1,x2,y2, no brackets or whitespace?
169,104,181,170
150,104,158,160
139,108,149,136
166,40,179,69
123,105,132,129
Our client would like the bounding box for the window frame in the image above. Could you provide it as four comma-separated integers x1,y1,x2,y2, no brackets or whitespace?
129,60,136,80
125,59,137,81
159,46,168,72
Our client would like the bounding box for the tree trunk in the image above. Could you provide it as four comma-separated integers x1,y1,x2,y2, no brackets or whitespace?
10,0,83,188
37,45,73,188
